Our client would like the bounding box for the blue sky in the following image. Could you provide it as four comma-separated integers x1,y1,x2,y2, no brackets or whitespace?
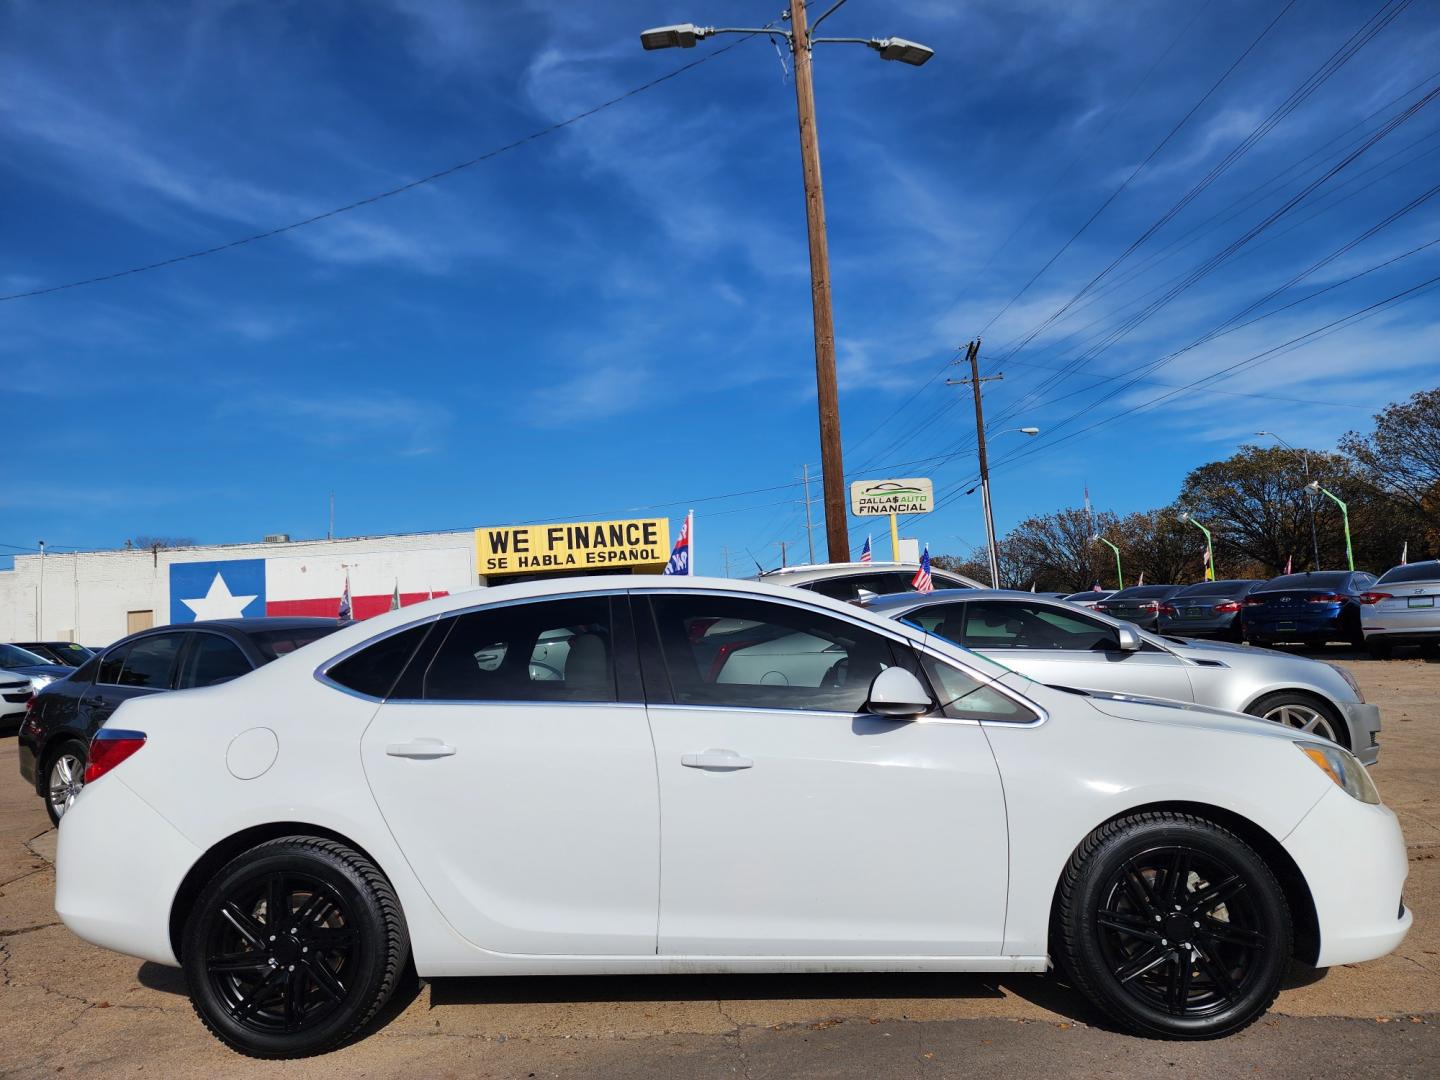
4,0,1439,574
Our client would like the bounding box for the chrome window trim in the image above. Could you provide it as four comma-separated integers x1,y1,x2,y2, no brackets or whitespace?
644,701,983,727
313,589,632,704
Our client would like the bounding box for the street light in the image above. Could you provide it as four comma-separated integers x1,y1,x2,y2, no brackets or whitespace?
640,4,935,564
1305,480,1354,571
1092,534,1123,590
1177,511,1215,581
1256,431,1320,571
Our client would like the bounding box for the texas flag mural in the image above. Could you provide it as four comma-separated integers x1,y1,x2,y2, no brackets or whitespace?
169,554,458,624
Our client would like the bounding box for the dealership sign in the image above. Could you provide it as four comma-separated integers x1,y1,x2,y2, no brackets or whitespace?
849,478,935,517
476,518,671,575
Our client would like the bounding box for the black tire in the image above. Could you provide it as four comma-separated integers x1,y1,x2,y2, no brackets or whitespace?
43,739,88,827
1419,641,1440,660
1246,690,1348,749
1366,639,1393,660
1055,812,1291,1039
182,836,409,1058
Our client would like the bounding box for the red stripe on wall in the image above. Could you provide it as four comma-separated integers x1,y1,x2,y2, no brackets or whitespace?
265,591,448,620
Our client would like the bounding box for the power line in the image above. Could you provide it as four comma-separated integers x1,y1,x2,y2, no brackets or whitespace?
0,35,763,303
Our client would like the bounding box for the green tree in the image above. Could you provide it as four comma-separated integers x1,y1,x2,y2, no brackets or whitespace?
1340,385,1440,560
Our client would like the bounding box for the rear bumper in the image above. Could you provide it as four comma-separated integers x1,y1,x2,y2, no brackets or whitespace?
17,740,37,785
55,775,198,967
1341,701,1381,765
1363,627,1440,645
1244,613,1345,640
1284,787,1410,968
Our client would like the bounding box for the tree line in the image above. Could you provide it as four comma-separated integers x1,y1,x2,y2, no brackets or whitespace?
934,385,1440,591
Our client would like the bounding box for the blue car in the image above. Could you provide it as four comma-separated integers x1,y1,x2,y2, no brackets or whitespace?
1241,570,1377,648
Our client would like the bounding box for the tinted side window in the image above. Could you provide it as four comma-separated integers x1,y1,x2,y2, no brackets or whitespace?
963,601,1115,651
178,634,253,689
97,644,133,686
422,596,618,703
805,572,913,602
71,654,103,685
649,594,905,713
918,654,1037,723
327,624,432,700
118,633,185,689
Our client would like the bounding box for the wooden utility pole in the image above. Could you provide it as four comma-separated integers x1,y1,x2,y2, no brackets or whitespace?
801,463,816,564
778,539,790,568
790,0,849,563
947,340,1005,588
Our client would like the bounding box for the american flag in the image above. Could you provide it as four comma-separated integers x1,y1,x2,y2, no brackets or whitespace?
859,535,872,563
911,545,934,594
337,571,352,620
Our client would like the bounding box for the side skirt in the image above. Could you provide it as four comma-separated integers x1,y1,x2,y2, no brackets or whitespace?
415,954,1051,978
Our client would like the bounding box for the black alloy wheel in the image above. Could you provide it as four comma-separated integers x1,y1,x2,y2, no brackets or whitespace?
183,837,408,1058
1056,812,1290,1039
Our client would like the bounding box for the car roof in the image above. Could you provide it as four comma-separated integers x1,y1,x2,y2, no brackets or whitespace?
863,588,1044,613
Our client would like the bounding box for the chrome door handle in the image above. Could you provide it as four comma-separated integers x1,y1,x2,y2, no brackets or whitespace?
386,738,457,759
681,749,753,770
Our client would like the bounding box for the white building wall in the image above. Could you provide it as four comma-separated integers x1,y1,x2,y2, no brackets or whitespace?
0,532,478,647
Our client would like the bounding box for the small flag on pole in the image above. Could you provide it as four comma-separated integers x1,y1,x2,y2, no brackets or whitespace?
911,545,934,594
1138,571,1146,586
859,535,872,564
1202,545,1214,581
1401,540,1409,566
1284,554,1293,575
338,571,352,620
390,580,401,611
663,511,693,576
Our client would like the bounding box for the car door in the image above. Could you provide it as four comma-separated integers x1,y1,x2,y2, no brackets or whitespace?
359,594,661,955
639,589,1010,957
80,632,187,736
918,599,1196,703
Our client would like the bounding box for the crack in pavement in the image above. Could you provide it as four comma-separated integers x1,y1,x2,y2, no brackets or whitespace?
0,921,60,938
715,999,753,1080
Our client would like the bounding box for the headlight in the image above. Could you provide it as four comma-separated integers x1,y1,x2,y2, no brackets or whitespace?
1296,741,1380,804
1326,662,1365,703
28,673,56,692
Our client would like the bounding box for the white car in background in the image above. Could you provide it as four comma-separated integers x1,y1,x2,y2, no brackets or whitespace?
0,668,34,735
55,576,1408,1058
1361,560,1440,658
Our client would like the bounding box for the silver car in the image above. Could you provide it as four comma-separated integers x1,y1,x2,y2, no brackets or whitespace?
866,589,1381,764
1362,560,1440,658
755,561,983,603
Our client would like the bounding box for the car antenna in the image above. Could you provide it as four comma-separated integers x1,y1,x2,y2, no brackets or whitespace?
745,548,773,576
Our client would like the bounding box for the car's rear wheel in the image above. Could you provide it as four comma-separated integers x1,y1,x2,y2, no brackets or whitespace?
44,740,88,826
182,836,409,1058
1247,691,1346,748
1055,812,1290,1039
1366,639,1393,660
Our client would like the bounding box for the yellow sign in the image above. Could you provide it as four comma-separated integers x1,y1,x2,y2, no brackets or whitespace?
476,518,671,576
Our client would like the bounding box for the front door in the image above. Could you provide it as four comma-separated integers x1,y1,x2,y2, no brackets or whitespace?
361,594,660,955
917,599,1196,703
638,591,1010,957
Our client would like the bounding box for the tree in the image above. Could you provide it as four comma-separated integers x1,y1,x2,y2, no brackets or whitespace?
1112,507,1204,585
126,536,197,550
1005,507,1120,591
1340,385,1440,559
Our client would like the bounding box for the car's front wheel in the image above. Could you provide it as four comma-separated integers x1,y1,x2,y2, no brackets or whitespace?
44,740,88,826
182,836,409,1058
1247,691,1346,749
1055,812,1291,1039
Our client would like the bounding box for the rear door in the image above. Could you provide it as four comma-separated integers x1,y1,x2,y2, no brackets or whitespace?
82,632,187,734
359,594,661,955
915,599,1195,702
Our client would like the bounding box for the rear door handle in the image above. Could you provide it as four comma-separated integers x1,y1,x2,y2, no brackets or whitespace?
681,749,753,770
386,738,457,759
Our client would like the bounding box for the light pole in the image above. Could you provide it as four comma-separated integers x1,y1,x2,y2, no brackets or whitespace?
1177,511,1215,581
1305,480,1354,571
1093,535,1123,590
1256,431,1320,571
641,6,934,563
968,425,1039,587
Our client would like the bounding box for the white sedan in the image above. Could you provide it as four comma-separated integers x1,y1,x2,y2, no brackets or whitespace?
55,575,1409,1058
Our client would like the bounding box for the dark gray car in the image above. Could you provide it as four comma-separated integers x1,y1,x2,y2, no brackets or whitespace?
1158,579,1264,641
1095,584,1183,630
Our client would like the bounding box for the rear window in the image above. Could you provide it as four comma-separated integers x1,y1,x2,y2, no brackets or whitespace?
1063,591,1111,601
1259,572,1351,591
1376,561,1440,585
1174,580,1260,597
1112,585,1175,598
246,625,345,661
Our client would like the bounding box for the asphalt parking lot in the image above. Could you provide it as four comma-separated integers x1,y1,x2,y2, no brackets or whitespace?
2,649,1438,1079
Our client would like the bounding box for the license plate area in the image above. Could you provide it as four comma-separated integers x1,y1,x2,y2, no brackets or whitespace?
1277,621,1296,630
1408,596,1435,609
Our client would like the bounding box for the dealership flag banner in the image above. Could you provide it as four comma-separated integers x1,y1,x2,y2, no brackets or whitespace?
663,511,693,576
338,572,352,620
390,580,401,611
859,535,872,563
911,545,934,594
1402,541,1409,565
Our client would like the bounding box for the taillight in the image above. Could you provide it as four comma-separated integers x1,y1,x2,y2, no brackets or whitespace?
84,729,147,783
1214,601,1242,613
1093,603,1109,611
1359,591,1392,605
1244,596,1266,606
1158,603,1177,616
1307,593,1346,603
1139,601,1159,612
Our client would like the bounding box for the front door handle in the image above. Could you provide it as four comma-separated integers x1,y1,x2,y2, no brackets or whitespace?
681,749,753,770
386,738,457,759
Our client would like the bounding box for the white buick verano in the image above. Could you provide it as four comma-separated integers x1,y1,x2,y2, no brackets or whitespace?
54,576,1410,1057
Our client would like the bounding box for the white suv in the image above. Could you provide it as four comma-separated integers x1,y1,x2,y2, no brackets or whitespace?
756,561,982,602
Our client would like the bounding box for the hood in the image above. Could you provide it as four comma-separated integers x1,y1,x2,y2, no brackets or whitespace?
1074,687,1315,747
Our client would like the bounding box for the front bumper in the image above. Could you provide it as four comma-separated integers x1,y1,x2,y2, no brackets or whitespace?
1342,701,1382,765
55,774,200,967
1284,786,1410,967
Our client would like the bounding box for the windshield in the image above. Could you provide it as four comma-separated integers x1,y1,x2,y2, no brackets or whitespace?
0,643,55,667
1377,561,1440,585
1111,585,1175,599
1174,580,1259,597
1063,591,1111,601
246,625,344,662
1259,572,1351,591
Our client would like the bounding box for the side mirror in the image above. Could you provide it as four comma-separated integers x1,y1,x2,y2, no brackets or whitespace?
866,667,932,719
1114,624,1143,652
